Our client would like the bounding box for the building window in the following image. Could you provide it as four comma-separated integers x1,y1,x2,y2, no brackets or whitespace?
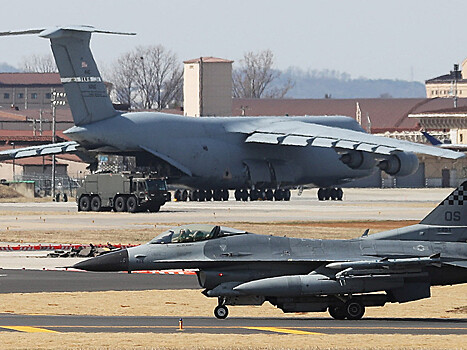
17,93,24,99
3,93,10,99
45,93,51,99
31,93,38,99
460,134,464,143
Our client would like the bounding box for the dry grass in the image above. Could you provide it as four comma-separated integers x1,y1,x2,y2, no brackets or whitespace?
0,220,417,244
0,333,465,350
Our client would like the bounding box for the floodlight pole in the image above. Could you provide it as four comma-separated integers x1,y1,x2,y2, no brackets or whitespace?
51,90,56,200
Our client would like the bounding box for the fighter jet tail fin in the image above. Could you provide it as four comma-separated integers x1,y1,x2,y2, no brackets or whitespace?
420,181,467,226
1,26,135,126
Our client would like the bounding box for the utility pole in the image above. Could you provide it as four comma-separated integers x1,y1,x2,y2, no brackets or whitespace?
50,90,66,200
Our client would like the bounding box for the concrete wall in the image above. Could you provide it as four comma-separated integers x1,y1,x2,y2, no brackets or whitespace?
8,181,35,198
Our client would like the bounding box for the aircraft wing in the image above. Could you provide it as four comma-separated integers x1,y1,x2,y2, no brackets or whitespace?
239,120,463,159
0,141,79,161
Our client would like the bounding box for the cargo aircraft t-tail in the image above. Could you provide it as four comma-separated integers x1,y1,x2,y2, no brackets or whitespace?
74,182,467,320
0,26,464,203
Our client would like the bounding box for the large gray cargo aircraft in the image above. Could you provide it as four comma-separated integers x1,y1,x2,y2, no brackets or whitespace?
74,182,467,320
0,26,463,201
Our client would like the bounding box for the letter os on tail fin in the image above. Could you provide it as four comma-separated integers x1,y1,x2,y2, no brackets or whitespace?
0,25,135,126
420,181,467,226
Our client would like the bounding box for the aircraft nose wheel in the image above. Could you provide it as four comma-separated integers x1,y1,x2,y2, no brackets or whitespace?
214,305,229,319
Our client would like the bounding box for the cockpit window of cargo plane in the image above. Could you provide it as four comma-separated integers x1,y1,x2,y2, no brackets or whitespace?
149,224,248,244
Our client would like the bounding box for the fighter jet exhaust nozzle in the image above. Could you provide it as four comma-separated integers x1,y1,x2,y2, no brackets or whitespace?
339,150,376,170
378,151,419,177
73,249,129,272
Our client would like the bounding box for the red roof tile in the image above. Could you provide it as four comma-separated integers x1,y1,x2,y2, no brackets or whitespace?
232,98,467,132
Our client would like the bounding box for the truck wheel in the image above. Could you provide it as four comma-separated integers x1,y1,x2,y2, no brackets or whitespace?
79,196,91,212
127,196,138,213
114,196,126,212
91,196,102,212
149,204,161,212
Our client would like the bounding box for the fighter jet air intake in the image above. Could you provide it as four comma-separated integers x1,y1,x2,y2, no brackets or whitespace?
74,182,467,320
0,26,464,201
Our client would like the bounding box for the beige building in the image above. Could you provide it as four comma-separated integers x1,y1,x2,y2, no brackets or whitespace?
425,61,467,98
0,73,66,110
183,57,233,117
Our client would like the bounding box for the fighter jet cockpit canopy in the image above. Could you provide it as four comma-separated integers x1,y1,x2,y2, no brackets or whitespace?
148,224,248,244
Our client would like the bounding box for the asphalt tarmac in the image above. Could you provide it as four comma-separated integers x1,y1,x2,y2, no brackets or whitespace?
0,269,199,293
0,314,465,335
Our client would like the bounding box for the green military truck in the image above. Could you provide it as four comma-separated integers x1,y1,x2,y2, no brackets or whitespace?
76,173,169,213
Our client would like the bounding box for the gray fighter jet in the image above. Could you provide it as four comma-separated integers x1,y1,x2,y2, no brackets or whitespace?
0,26,463,202
74,182,467,320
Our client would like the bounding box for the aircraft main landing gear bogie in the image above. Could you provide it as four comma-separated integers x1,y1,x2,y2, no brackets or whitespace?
318,187,343,201
328,299,365,320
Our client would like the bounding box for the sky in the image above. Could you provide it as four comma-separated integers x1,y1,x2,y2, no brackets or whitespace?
1,0,466,82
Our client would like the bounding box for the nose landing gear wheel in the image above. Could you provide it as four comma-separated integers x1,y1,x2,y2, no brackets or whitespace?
214,305,229,319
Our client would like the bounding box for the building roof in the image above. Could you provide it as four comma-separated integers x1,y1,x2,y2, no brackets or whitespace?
183,57,233,64
0,108,73,122
425,71,465,84
0,73,61,86
232,97,467,132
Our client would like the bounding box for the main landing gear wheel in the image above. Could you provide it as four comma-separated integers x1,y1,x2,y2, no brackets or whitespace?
214,305,229,319
344,299,365,320
328,305,346,320
318,187,343,201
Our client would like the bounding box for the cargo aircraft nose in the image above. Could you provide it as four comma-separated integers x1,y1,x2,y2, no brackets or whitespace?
73,249,129,272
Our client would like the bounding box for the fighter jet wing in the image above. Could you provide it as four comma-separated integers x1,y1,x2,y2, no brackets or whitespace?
0,141,79,161
240,120,463,159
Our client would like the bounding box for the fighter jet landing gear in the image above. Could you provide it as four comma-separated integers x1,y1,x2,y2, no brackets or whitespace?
328,299,365,320
214,298,229,319
317,187,343,201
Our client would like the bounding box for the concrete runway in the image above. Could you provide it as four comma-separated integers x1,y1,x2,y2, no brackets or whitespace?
0,314,465,335
0,269,199,293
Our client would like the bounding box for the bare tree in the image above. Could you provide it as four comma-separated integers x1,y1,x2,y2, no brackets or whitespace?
21,54,57,73
108,45,183,110
133,45,183,110
108,52,138,106
233,49,293,98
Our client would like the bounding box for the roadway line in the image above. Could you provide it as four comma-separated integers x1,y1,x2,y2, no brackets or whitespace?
244,327,323,335
0,326,58,333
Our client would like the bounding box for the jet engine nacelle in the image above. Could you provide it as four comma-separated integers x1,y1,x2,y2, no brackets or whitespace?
378,152,419,177
340,151,376,170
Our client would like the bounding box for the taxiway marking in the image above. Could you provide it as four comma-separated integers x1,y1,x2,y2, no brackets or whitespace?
0,326,58,333
244,327,323,335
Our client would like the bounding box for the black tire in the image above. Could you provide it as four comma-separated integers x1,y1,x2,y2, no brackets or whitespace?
234,189,241,201
330,188,338,201
79,196,91,212
205,189,213,201
181,189,188,202
284,189,291,201
149,203,161,213
323,188,331,200
214,305,229,319
328,305,347,320
274,189,283,201
191,190,199,201
213,189,222,201
265,189,274,201
250,189,258,201
222,189,229,201
114,196,126,212
241,189,248,201
317,188,325,201
344,299,365,320
174,189,181,201
198,189,206,201
127,196,138,213
336,188,343,201
90,196,102,212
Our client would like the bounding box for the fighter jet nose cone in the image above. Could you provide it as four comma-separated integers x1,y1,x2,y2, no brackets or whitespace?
73,249,129,272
